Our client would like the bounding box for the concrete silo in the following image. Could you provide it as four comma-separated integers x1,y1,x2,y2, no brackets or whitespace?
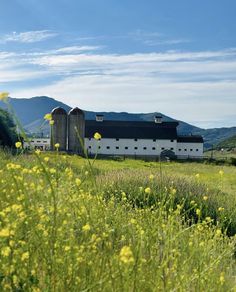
68,107,85,155
50,107,67,151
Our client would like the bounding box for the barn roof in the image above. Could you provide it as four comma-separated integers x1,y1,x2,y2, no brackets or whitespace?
85,120,179,139
177,136,204,143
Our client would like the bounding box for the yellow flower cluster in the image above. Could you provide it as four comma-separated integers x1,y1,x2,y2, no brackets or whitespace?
94,132,101,140
0,92,9,102
15,141,22,149
119,246,134,264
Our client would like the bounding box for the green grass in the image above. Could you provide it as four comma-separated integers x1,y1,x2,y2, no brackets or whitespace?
0,151,236,291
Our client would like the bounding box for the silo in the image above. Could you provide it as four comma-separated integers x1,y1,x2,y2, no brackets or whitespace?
50,107,67,151
68,107,85,155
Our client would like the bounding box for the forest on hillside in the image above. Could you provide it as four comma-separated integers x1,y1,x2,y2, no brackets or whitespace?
0,108,17,147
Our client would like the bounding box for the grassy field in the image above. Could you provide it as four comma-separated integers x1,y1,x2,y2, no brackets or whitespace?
204,149,236,160
0,151,236,291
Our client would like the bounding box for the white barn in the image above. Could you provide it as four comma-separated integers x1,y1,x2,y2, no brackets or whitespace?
85,115,203,159
24,110,204,159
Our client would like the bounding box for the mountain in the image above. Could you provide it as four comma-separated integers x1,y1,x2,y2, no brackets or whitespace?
1,96,236,148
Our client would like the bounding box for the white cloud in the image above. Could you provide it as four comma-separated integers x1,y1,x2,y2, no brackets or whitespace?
12,75,236,127
55,46,102,53
0,30,57,43
2,46,236,127
128,30,190,46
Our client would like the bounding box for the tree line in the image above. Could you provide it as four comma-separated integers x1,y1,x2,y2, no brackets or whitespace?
0,108,17,147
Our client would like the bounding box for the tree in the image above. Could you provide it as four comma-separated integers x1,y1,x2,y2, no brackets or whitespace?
0,108,17,147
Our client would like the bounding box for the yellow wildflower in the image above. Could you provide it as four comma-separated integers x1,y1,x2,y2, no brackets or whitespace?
75,178,82,186
203,196,208,201
44,157,49,162
119,246,134,264
35,149,41,155
205,216,212,222
218,207,224,212
82,224,91,232
219,170,224,176
44,113,52,121
64,246,71,252
0,92,9,102
49,120,54,125
21,252,29,261
144,187,151,194
1,246,11,257
195,173,200,179
196,209,201,216
0,228,10,237
130,218,136,224
215,229,222,237
15,141,22,149
94,132,101,140
54,143,60,149
219,272,225,285
13,275,18,285
149,174,154,180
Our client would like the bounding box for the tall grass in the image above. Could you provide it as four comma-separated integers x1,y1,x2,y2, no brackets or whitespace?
0,152,235,291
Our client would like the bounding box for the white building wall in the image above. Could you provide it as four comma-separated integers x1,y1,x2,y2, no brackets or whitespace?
24,138,50,151
176,142,203,159
23,137,204,159
85,138,177,156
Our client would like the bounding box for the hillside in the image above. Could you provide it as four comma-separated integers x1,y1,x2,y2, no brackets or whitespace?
1,96,236,148
0,96,200,135
216,135,236,149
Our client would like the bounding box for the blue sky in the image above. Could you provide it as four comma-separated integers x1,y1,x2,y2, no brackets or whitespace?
0,0,236,128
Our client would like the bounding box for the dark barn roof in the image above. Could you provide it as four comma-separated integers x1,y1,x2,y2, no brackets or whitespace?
177,136,203,143
85,120,179,140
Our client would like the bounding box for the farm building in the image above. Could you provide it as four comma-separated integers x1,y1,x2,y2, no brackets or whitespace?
25,107,204,159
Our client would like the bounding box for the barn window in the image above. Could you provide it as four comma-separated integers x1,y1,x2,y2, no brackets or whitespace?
190,149,193,151
170,147,174,150
153,139,156,142
152,147,156,150
88,146,91,149
171,140,174,142
179,149,181,151
143,147,147,150
98,146,101,149
184,149,187,151
134,139,138,141
106,146,110,149
116,146,119,149
161,147,165,150
196,149,199,152
125,147,128,150
116,138,119,141
134,147,138,150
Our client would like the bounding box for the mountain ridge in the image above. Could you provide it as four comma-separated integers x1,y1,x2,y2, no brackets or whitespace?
1,96,235,148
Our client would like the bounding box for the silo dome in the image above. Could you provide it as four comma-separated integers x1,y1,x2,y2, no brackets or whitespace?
68,107,85,155
50,107,67,151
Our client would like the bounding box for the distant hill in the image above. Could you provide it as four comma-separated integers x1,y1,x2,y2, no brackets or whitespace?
0,96,200,134
1,96,236,148
216,135,236,149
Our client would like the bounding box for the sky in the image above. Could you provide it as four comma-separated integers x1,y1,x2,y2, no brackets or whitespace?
0,0,236,128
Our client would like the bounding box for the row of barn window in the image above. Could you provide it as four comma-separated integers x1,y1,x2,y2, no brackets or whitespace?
88,146,199,151
88,138,175,142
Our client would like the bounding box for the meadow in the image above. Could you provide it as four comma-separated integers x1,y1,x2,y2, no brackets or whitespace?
0,150,236,291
